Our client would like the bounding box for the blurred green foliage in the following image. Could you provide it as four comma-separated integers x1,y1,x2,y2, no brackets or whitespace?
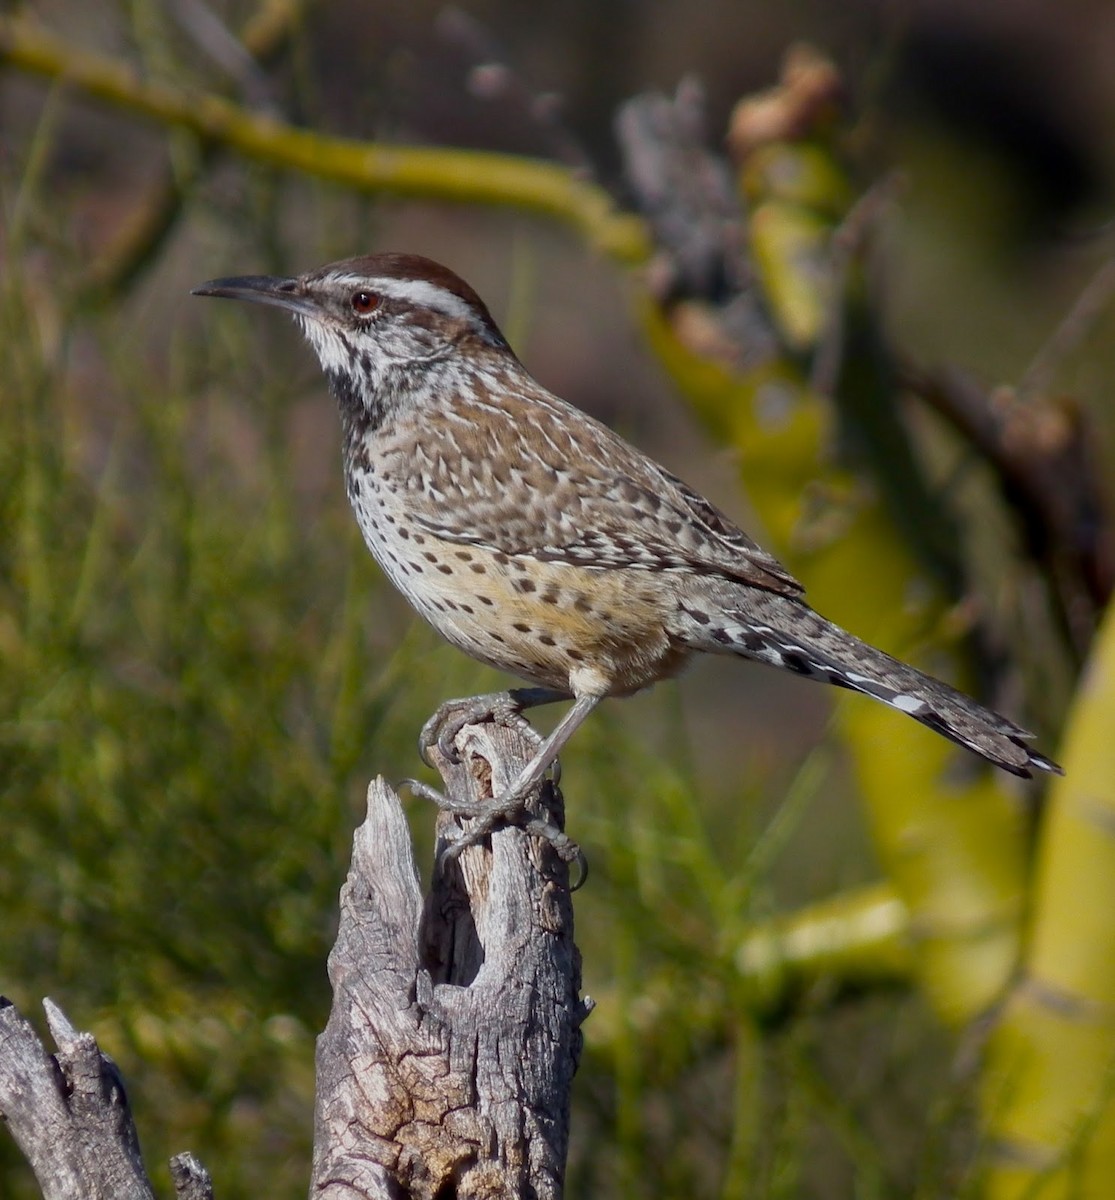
0,215,962,1198
2,4,1111,1198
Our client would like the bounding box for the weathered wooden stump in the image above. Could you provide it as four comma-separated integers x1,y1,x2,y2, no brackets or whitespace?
0,718,586,1199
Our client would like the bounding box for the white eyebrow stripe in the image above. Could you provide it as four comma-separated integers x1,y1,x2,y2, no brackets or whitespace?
330,274,476,323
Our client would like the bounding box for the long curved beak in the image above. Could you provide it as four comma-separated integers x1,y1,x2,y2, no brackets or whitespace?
191,274,320,318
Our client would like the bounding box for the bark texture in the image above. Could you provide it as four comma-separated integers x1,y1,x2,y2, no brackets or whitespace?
0,718,584,1200
311,720,586,1200
0,996,214,1200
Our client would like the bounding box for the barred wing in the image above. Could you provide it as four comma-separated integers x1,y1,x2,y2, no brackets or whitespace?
390,385,804,599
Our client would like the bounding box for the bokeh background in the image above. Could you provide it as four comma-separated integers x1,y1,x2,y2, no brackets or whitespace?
3,1,1115,1196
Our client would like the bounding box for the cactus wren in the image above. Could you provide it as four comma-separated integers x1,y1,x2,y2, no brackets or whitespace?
193,253,1061,845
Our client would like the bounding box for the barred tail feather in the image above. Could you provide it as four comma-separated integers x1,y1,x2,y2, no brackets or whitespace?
824,653,1062,779
682,599,1063,779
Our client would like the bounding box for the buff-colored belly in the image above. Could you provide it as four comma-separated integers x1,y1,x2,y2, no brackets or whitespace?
397,544,690,696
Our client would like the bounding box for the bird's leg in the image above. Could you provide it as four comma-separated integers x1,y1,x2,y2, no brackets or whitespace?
404,693,602,864
418,686,570,767
454,692,601,838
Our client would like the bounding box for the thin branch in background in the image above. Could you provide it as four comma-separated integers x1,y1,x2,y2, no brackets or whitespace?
808,172,904,400
169,0,283,115
1019,247,1115,403
906,363,1113,655
77,0,309,300
435,5,595,178
733,883,912,1016
0,16,649,264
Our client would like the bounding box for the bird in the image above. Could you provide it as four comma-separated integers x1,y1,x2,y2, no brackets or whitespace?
192,252,1062,849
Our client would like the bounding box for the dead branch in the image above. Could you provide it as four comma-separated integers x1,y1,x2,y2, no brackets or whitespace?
0,997,163,1200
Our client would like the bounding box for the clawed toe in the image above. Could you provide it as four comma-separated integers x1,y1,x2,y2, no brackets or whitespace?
399,777,480,816
436,721,463,766
418,692,519,768
409,686,585,882
438,809,505,861
418,688,566,768
402,774,585,886
418,705,465,768
520,815,587,888
436,799,586,887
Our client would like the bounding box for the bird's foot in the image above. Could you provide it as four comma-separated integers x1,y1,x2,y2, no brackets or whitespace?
400,777,586,888
418,687,566,769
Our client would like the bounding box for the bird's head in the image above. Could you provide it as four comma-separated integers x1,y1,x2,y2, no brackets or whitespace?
192,253,514,422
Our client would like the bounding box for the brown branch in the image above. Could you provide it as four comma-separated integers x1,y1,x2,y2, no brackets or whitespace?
907,364,1114,654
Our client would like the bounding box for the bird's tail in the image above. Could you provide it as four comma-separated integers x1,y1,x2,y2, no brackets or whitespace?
683,596,1062,779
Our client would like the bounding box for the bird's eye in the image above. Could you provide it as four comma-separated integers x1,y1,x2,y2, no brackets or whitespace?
351,290,379,315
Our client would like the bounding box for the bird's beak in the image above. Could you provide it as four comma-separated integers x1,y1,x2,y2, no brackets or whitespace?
191,274,320,318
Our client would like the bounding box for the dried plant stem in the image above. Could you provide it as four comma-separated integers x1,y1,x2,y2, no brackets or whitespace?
0,16,650,264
